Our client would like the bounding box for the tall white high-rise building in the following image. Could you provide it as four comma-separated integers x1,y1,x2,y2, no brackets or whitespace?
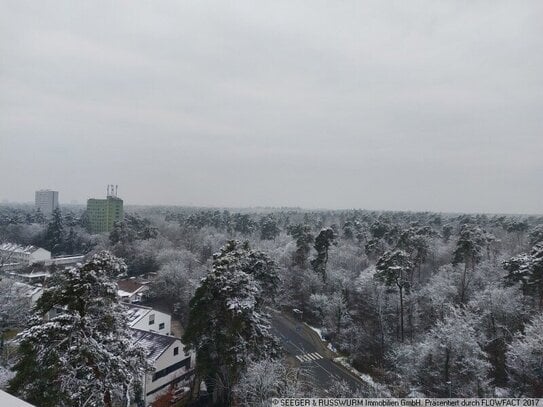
35,190,59,215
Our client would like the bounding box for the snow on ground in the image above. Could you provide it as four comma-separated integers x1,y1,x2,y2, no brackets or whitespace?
333,357,391,397
494,387,509,397
305,322,387,395
306,324,325,341
305,324,337,352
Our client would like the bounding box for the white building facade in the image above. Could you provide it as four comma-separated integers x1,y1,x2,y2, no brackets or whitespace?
0,243,84,273
35,190,59,216
117,279,149,304
0,243,51,271
125,304,171,335
131,329,195,405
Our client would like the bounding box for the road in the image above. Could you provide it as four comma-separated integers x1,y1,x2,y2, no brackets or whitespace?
270,311,366,393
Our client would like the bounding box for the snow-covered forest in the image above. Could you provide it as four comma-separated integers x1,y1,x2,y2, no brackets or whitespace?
1,204,542,405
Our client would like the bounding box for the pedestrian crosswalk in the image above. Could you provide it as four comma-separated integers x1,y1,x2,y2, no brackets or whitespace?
295,352,323,363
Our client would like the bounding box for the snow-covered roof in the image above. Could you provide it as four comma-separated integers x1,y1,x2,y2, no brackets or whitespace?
51,255,84,260
117,279,148,295
130,328,179,362
0,243,42,254
0,390,35,406
50,255,85,264
11,282,42,298
118,289,132,298
10,272,50,279
125,303,151,325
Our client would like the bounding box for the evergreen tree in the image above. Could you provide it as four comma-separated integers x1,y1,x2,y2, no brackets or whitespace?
8,252,149,407
505,219,529,246
232,214,256,235
370,219,390,239
33,209,46,224
529,225,543,246
110,220,136,245
364,237,387,259
287,224,314,269
375,249,413,342
79,210,90,230
310,227,336,282
183,241,280,405
397,226,436,282
44,208,65,255
259,215,280,241
64,227,78,255
442,224,453,243
504,243,543,308
453,224,487,303
342,220,354,240
110,215,158,246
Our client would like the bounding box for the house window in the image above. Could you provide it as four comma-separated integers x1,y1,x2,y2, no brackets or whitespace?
149,314,155,325
159,322,165,330
174,347,179,356
152,357,191,382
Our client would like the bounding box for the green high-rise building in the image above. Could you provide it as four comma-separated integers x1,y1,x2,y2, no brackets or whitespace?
86,186,124,234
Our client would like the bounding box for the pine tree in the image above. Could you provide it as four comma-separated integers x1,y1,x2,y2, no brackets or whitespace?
8,251,149,407
44,208,65,255
529,225,543,246
503,243,543,308
453,224,487,304
287,224,314,269
64,227,78,255
375,249,413,342
259,215,280,241
109,220,136,245
397,227,431,278
183,241,280,405
310,228,336,282
232,214,256,235
342,220,354,240
33,209,46,224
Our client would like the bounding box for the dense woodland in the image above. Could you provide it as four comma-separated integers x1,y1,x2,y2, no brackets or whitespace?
1,204,543,403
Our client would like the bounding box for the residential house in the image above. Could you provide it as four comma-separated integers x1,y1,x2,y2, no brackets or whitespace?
131,329,195,405
125,304,171,335
117,279,149,303
0,244,51,271
0,280,43,327
0,243,84,273
8,271,50,285
11,281,43,306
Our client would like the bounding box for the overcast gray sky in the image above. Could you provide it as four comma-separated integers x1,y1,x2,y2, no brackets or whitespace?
1,1,542,213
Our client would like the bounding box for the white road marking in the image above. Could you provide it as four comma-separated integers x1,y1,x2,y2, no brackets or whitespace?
274,315,365,388
296,352,323,363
